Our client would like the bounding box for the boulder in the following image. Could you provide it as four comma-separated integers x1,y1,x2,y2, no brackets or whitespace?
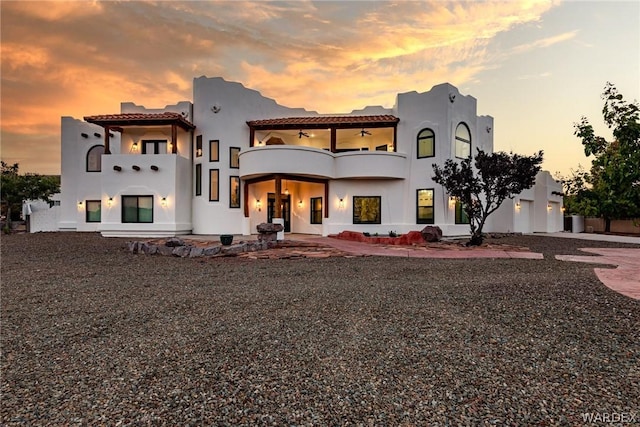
257,222,284,233
165,237,185,247
421,225,443,242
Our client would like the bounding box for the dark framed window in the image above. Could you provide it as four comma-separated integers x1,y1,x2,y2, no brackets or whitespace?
230,176,240,208
455,123,471,159
353,196,381,224
142,140,167,154
310,197,322,224
416,189,434,224
417,128,435,158
196,135,203,157
86,200,101,222
209,140,219,162
209,169,219,201
122,196,153,223
455,200,470,224
230,147,240,168
86,145,105,172
195,164,202,196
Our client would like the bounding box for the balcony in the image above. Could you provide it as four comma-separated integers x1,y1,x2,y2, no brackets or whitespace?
239,146,407,180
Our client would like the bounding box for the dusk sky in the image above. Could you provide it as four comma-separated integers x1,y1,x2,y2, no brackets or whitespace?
1,1,638,177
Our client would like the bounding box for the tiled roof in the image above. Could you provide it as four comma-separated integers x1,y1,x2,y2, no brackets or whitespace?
247,115,399,128
84,112,195,130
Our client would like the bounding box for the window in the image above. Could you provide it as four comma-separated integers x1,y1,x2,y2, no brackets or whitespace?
86,145,105,172
455,200,470,224
416,189,434,224
86,200,101,222
209,140,219,162
122,196,153,223
142,140,168,154
417,129,435,158
209,169,219,201
310,197,322,224
195,164,202,196
230,147,240,168
196,135,203,157
230,176,240,208
455,123,471,159
353,196,381,224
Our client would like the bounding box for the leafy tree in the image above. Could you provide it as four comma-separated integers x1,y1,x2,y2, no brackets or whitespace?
1,162,60,233
433,149,543,246
555,165,595,216
573,83,640,231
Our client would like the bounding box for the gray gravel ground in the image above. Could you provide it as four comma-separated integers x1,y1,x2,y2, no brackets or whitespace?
2,233,639,426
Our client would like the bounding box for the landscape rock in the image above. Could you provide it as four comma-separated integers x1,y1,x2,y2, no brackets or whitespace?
421,225,443,242
166,237,185,247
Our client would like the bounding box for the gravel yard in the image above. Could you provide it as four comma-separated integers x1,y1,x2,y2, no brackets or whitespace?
2,232,639,426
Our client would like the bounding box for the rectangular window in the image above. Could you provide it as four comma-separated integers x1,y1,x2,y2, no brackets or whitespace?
209,140,219,162
353,196,381,224
196,135,203,157
209,169,219,201
230,176,240,208
195,164,202,196
142,140,168,154
310,197,323,224
122,196,153,223
230,147,240,168
86,200,101,223
455,200,470,224
416,189,434,224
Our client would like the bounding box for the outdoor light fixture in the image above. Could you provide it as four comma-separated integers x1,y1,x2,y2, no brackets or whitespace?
161,197,167,207
449,196,456,207
132,142,138,150
298,200,303,208
256,199,262,211
196,148,202,156
108,198,113,207
547,203,552,210
515,201,521,210
78,201,83,207
339,198,344,209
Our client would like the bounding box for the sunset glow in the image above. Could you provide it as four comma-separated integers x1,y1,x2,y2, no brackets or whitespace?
1,0,638,176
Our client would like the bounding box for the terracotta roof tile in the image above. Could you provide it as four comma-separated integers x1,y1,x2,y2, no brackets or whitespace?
84,112,195,130
247,115,399,128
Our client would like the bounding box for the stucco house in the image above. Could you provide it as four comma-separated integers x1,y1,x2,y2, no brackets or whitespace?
39,76,562,237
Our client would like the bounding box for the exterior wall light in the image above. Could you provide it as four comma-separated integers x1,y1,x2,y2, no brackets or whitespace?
256,199,262,211
448,196,456,208
108,197,113,207
297,200,303,208
132,142,138,150
161,197,167,207
547,203,552,211
78,201,83,207
339,198,345,209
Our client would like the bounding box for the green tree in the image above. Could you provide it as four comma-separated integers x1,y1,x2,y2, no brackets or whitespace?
433,149,543,246
1,162,60,233
573,83,640,232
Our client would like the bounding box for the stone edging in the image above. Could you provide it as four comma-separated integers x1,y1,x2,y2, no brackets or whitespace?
127,237,276,258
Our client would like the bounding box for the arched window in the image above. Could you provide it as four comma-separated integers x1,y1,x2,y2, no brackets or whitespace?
455,123,471,159
417,128,435,158
86,145,105,172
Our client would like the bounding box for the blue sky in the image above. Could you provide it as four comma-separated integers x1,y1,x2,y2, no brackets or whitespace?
1,0,638,177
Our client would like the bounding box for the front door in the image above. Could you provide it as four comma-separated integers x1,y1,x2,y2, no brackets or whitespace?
267,193,291,232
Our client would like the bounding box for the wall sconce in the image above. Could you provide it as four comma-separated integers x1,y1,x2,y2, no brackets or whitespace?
132,142,138,150
339,198,345,209
255,199,262,211
547,203,552,211
107,197,113,207
78,201,83,207
448,196,456,208
196,148,202,157
168,143,174,151
161,197,167,207
297,200,303,208
515,201,521,210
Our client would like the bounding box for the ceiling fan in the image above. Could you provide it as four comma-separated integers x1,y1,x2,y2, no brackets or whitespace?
357,129,371,137
298,130,309,138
